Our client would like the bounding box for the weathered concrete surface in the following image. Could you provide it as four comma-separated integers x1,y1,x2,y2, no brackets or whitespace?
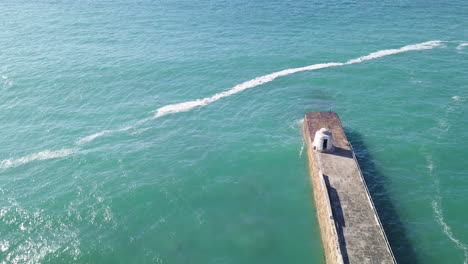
303,111,396,264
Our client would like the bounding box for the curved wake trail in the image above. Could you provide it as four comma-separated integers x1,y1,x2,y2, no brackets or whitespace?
427,155,468,264
426,97,468,264
0,40,443,169
0,148,76,169
456,42,468,50
75,126,133,145
432,199,468,264
151,41,442,119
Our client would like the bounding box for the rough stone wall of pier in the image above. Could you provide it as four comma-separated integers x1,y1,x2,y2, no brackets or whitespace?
303,121,343,264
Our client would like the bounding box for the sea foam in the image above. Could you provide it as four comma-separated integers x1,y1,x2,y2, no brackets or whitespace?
456,42,468,50
0,148,76,169
152,62,343,119
76,126,132,145
426,95,468,264
345,41,442,64
432,199,468,264
152,41,443,119
2,40,444,168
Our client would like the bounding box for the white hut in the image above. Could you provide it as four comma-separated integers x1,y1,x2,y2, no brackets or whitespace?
313,128,334,153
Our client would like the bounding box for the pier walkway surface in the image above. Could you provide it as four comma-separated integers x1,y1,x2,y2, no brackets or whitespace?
303,111,396,264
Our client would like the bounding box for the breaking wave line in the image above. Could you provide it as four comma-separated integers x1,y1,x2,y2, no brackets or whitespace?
3,40,443,169
76,126,132,145
0,148,76,169
456,42,468,50
151,62,344,119
299,141,305,157
151,41,442,120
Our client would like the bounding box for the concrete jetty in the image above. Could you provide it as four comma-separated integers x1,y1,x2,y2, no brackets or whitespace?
302,111,396,264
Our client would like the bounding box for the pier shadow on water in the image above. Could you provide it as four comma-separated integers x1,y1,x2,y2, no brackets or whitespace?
344,128,419,264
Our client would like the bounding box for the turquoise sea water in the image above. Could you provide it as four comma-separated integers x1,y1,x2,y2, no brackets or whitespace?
1,0,467,263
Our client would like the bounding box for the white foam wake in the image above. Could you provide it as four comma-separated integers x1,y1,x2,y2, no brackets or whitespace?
152,40,442,119
152,62,344,119
0,148,76,169
426,95,468,263
76,130,112,145
2,40,444,169
76,126,132,145
299,140,305,157
345,40,442,64
456,42,468,50
432,199,468,264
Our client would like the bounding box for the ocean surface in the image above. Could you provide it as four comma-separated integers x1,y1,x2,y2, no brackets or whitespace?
1,0,467,263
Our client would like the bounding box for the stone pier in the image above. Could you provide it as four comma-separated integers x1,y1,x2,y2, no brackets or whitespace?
303,111,396,264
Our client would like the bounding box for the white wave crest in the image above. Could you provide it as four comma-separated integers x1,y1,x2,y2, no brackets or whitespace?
346,40,443,64
299,140,305,157
76,40,444,144
0,148,76,169
75,126,132,145
456,42,468,50
152,62,343,118
152,41,442,119
76,130,112,145
3,40,444,169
